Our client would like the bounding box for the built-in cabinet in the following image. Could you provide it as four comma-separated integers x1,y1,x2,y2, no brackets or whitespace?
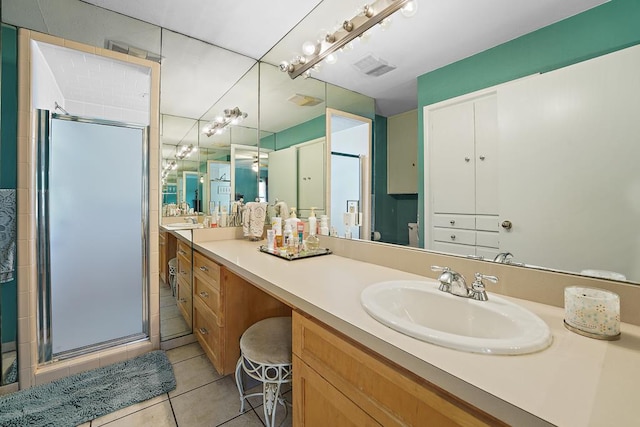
292,311,504,426
426,94,499,259
268,137,326,218
387,109,418,194
192,250,291,375
176,240,193,326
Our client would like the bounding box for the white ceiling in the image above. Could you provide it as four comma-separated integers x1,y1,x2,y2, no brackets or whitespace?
83,0,607,116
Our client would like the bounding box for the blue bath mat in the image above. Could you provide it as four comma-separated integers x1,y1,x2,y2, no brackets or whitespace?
0,350,176,427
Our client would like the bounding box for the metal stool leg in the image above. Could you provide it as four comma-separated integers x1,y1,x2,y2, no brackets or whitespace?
235,357,246,412
263,381,282,427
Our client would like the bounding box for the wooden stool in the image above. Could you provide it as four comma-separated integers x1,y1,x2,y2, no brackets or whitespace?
235,316,292,427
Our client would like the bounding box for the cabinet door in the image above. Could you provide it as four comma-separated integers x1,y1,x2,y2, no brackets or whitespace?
293,355,381,427
387,109,418,194
268,147,297,208
298,141,325,212
474,95,499,215
429,102,475,213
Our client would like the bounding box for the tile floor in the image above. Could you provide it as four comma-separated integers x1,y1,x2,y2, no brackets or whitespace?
80,341,292,426
160,279,191,340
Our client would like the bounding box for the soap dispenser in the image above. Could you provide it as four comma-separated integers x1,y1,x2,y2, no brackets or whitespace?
285,207,301,231
305,207,320,250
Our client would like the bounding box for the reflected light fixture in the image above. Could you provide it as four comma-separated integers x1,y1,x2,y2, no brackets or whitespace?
202,107,248,137
176,144,197,160
280,0,417,79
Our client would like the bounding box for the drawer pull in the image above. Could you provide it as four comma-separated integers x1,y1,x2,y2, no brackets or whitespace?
450,234,456,241
199,291,209,298
449,220,455,225
198,327,208,335
179,298,187,303
180,270,187,275
479,155,486,160
178,249,186,255
464,157,470,162
199,265,209,272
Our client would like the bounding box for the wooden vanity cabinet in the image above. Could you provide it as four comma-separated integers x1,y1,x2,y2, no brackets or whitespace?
293,311,506,427
193,250,291,375
176,240,193,326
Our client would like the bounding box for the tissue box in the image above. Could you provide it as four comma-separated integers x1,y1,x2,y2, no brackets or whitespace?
564,286,620,340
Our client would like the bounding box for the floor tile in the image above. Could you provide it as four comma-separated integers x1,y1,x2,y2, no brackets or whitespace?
171,376,250,426
170,353,223,398
218,410,265,427
161,304,181,321
96,400,177,427
161,295,176,308
252,389,292,427
92,394,169,426
161,315,191,340
166,342,204,365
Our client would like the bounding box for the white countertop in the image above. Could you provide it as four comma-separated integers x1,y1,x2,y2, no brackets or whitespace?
194,239,640,427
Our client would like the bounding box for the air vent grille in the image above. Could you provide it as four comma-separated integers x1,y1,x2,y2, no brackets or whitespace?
353,54,396,77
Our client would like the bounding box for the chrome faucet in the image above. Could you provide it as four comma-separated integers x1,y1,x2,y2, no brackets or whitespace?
493,252,513,263
431,266,498,301
186,217,197,224
431,266,470,297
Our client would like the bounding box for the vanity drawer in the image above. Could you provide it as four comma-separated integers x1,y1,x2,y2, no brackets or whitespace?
433,227,475,246
194,298,223,372
177,254,192,285
476,215,499,232
193,251,221,288
194,275,222,326
431,241,475,257
433,214,475,230
476,231,499,248
176,275,192,325
177,240,192,262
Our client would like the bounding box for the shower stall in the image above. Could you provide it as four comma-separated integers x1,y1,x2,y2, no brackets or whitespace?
36,110,150,362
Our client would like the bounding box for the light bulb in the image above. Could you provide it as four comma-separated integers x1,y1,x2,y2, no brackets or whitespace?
325,53,338,65
302,41,319,56
401,0,418,18
302,70,312,79
279,61,291,72
380,17,392,31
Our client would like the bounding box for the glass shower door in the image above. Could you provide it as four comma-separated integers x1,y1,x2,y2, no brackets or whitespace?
37,111,149,360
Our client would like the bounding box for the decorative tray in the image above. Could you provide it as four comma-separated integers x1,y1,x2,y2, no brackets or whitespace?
258,245,332,261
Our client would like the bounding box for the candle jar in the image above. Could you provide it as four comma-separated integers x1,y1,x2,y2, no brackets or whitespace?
564,286,620,340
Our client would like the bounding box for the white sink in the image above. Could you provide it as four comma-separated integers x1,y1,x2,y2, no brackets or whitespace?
163,222,202,229
361,280,552,355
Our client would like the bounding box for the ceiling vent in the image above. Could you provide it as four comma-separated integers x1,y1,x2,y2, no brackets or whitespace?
353,54,396,77
287,93,324,107
106,40,162,63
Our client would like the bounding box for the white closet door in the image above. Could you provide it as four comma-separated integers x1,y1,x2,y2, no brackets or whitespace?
474,95,499,215
429,102,475,214
268,147,297,207
298,140,325,214
498,45,640,279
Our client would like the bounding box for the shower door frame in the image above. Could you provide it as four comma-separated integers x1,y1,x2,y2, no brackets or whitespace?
35,110,150,363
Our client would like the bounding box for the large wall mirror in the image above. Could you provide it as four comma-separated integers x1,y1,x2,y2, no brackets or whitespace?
5,0,638,354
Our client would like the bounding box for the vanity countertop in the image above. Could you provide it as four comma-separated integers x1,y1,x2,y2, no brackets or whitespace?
194,238,640,427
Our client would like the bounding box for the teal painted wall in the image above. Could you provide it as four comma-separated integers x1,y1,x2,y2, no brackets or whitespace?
416,0,640,245
260,115,326,151
1,25,18,345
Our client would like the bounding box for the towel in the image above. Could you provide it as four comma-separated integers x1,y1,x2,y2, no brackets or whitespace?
0,189,17,283
243,202,268,239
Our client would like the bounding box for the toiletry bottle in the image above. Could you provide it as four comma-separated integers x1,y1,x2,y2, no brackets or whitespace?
285,207,301,231
283,223,294,254
306,207,320,250
319,215,329,236
272,216,282,247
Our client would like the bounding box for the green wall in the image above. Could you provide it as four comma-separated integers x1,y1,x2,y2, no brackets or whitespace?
260,115,326,151
1,24,18,345
416,0,640,246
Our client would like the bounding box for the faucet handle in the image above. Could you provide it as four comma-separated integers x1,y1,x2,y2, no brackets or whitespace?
470,273,498,301
430,265,449,273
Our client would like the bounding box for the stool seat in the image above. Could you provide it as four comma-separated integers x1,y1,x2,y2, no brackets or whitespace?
240,317,292,365
235,316,293,427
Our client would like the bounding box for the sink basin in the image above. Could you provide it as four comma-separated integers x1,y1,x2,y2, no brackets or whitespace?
361,280,552,355
163,222,202,229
